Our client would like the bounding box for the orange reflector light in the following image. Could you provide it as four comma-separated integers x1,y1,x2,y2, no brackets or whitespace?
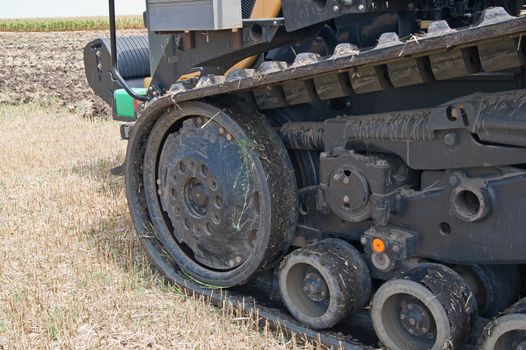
372,238,386,253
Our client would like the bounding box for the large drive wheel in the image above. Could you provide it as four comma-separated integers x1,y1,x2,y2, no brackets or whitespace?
126,96,297,287
279,239,372,329
478,298,526,350
371,263,477,350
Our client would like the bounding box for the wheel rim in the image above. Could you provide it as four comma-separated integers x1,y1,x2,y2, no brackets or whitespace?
157,118,262,270
372,264,476,350
479,314,526,350
137,100,297,287
495,330,526,350
385,293,437,347
279,239,371,329
285,263,331,318
372,281,449,350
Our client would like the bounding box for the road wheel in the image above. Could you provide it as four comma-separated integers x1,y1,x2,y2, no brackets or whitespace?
279,238,371,329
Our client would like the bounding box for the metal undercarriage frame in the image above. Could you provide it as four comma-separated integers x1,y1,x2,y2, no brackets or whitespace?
125,95,498,350
84,1,526,348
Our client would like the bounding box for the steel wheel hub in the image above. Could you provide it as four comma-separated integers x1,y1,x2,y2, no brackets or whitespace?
303,271,329,302
158,118,262,270
399,297,436,338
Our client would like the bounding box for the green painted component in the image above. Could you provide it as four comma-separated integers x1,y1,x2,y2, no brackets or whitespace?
114,88,148,118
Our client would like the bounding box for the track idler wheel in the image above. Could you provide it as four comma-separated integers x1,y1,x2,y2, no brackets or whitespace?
478,298,526,350
371,263,477,350
278,239,372,329
127,97,297,287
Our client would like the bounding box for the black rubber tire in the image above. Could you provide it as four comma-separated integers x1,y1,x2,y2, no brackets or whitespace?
477,298,526,350
454,264,521,318
371,263,477,350
279,239,372,329
125,95,297,287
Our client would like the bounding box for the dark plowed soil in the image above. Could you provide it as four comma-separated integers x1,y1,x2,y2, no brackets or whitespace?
0,30,145,118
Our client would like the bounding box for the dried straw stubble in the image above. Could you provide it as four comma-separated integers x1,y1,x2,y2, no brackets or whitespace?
0,104,314,349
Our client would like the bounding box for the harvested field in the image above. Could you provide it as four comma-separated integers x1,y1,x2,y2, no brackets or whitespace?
0,30,146,118
0,31,313,348
0,16,144,32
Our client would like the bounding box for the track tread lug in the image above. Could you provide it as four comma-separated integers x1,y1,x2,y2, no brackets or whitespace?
195,74,226,88
282,79,318,105
314,73,353,100
477,6,514,26
225,68,255,83
254,85,289,109
257,61,289,75
374,32,403,49
387,57,434,88
331,43,360,58
169,82,188,94
430,47,480,80
478,37,525,72
350,65,392,93
292,52,322,67
425,20,456,38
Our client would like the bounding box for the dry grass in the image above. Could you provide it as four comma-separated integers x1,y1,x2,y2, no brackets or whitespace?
0,103,316,349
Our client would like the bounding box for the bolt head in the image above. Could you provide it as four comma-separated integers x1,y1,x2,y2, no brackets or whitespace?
449,175,460,186
333,5,340,11
444,133,458,146
358,4,365,10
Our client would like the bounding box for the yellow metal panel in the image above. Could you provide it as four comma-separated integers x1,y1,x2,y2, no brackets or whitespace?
251,0,282,18
226,0,282,74
144,76,152,88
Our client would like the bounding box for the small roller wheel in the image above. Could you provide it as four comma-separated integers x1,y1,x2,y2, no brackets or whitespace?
478,298,526,350
454,264,521,318
371,263,477,350
279,239,372,329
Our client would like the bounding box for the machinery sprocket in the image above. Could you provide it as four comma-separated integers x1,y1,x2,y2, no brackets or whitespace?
126,96,297,287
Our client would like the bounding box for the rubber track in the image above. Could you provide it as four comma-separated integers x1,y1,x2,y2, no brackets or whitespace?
137,7,526,349
144,238,487,349
161,8,526,110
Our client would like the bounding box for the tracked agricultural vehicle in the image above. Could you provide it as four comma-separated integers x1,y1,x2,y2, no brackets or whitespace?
84,0,526,348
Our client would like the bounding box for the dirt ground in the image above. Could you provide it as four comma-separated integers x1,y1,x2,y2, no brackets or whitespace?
0,30,145,118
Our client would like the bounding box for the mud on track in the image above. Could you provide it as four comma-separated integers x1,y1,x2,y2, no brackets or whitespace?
0,30,145,118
